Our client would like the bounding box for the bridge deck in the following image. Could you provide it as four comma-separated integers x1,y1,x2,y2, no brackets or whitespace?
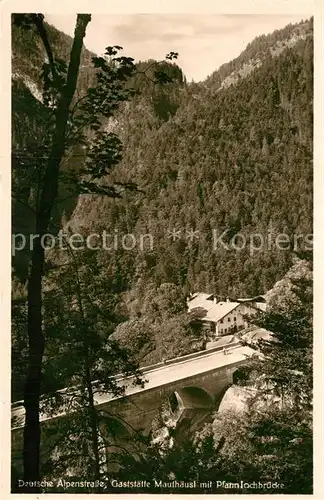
11,344,255,429
96,344,255,402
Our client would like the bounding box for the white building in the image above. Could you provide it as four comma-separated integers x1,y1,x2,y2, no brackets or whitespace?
187,293,265,338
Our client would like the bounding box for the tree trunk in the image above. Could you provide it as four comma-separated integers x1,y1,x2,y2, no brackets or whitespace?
22,14,91,490
74,263,102,486
85,364,102,486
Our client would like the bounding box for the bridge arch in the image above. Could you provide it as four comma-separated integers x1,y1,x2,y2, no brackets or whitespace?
167,387,215,438
175,386,214,410
232,365,252,385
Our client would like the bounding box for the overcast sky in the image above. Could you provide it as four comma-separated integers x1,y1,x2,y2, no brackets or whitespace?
45,14,309,81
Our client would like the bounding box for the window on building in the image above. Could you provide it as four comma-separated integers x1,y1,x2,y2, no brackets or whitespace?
221,329,223,334
225,328,227,333
228,317,231,322
220,319,223,324
234,316,237,322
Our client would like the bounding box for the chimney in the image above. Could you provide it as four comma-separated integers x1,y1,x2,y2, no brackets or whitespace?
213,296,217,304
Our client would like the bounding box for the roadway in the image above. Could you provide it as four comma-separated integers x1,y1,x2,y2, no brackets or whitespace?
95,343,255,403
12,343,256,429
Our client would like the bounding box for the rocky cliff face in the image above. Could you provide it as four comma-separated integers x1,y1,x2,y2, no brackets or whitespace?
205,18,312,90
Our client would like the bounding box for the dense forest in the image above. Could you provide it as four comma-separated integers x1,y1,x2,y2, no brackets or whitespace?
11,14,313,494
12,17,313,296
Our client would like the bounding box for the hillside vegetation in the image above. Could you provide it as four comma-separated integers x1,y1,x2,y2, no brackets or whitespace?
12,18,313,297
11,17,313,391
67,19,313,298
11,15,313,494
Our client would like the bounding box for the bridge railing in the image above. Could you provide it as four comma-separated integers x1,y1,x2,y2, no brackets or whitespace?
11,341,245,416
139,340,242,374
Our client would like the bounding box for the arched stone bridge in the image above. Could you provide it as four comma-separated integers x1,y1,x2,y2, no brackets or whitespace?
11,342,256,475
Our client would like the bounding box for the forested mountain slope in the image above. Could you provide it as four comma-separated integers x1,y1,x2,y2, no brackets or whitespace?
205,18,311,90
11,17,314,491
12,18,313,298
68,19,313,298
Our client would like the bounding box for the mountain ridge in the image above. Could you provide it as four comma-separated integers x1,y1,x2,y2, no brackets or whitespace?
204,18,312,90
12,17,313,298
